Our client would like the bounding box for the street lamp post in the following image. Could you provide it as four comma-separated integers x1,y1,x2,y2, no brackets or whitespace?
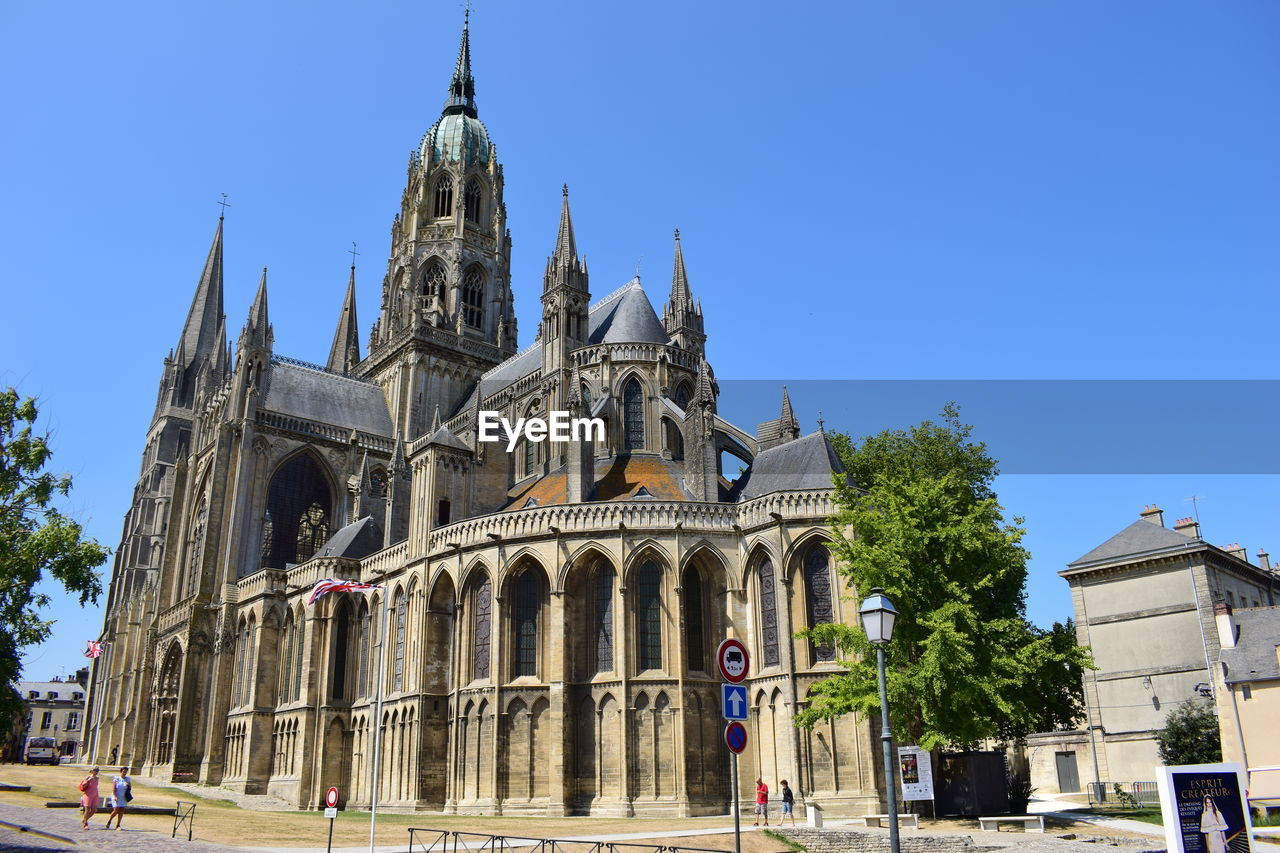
860,588,900,853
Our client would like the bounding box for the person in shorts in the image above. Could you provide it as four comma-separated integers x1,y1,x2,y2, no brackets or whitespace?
104,767,131,830
776,779,796,826
753,778,769,826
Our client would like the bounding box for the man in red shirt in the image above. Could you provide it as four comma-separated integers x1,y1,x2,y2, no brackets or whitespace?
753,778,769,826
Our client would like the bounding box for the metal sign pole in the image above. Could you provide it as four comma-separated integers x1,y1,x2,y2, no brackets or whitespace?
327,815,335,853
732,751,741,853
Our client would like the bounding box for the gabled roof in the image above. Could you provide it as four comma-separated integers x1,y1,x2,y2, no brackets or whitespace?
316,516,383,560
1067,519,1199,568
1219,606,1280,684
263,357,394,437
731,430,847,501
424,423,470,452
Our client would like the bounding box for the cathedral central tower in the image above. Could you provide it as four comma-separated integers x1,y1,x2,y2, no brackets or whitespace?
360,13,516,440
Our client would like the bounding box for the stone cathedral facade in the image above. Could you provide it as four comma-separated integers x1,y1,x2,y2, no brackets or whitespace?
85,20,881,817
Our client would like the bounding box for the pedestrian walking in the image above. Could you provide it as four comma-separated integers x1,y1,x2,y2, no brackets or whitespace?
77,767,100,830
103,767,131,830
753,778,769,826
775,779,796,826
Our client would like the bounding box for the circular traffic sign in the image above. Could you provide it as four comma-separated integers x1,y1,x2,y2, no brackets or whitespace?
724,722,748,754
326,786,339,808
717,638,749,683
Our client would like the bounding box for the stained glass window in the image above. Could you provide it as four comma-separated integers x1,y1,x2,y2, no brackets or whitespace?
464,180,482,222
594,565,614,674
433,175,453,218
683,567,706,672
261,454,331,570
473,576,492,680
637,561,662,671
624,378,644,451
672,382,691,409
514,572,539,677
369,468,388,499
186,497,207,599
357,603,370,697
759,557,779,667
804,545,835,662
463,266,485,328
331,603,349,701
292,614,304,700
280,616,294,704
296,502,329,564
394,592,406,691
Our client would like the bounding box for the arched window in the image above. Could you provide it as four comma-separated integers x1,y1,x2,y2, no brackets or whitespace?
185,496,207,599
623,378,645,452
682,566,706,672
356,601,370,697
393,590,407,691
433,175,454,218
522,403,540,476
331,601,350,701
672,382,691,410
279,613,295,705
261,453,332,570
369,468,388,500
636,561,662,671
472,575,492,680
664,417,684,460
758,557,780,667
513,571,541,678
234,620,249,707
292,612,304,700
421,260,447,299
464,180,482,223
804,544,835,663
462,266,485,328
593,564,614,674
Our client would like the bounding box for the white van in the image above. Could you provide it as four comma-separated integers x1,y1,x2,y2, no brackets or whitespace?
23,737,58,765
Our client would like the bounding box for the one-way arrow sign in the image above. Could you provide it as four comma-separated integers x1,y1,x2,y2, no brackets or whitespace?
722,683,748,721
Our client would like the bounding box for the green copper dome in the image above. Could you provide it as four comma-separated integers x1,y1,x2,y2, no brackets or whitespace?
420,113,491,166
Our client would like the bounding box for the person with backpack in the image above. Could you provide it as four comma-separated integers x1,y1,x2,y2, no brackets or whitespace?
103,767,132,830
77,767,100,829
752,778,769,826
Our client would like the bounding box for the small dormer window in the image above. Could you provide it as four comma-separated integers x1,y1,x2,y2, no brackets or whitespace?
28,691,38,700
47,692,58,700
72,692,83,701
523,497,539,508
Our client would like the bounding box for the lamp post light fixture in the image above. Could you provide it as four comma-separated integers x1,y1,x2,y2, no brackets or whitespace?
860,587,900,853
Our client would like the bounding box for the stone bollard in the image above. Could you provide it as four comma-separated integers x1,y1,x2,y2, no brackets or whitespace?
807,803,824,828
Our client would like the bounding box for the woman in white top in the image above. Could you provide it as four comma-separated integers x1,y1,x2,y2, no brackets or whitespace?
103,768,130,830
1200,796,1228,853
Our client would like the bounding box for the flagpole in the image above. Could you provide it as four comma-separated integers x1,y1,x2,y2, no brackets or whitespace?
368,584,389,853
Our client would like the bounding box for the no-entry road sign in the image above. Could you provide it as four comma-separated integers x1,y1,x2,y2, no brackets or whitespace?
724,721,748,754
325,786,339,809
717,638,749,683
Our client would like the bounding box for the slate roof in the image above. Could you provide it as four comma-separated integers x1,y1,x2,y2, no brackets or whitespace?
505,454,690,508
1219,606,1280,684
263,357,394,437
731,430,847,500
316,516,384,560
460,280,671,415
1067,519,1200,567
424,423,470,451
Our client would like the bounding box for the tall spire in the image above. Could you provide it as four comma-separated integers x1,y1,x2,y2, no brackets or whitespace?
175,215,226,368
669,228,692,309
553,184,577,269
239,267,273,352
662,228,705,353
444,10,477,118
326,263,361,374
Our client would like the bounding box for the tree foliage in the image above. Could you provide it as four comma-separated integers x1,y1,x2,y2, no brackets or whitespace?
0,389,109,728
796,404,1093,749
1155,701,1221,766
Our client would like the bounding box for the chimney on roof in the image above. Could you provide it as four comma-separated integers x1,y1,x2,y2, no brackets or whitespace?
1214,601,1237,650
1140,504,1165,527
1174,517,1201,539
1225,543,1248,562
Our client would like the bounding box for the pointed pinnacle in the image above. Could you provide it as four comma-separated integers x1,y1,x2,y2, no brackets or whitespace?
554,186,577,266
445,10,477,117
326,264,360,373
671,227,692,306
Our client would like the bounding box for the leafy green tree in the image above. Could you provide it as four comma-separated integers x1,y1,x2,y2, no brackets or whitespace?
0,389,109,729
1155,701,1221,766
796,404,1093,748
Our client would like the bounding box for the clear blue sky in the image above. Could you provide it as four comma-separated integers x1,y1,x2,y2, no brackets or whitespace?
3,1,1279,680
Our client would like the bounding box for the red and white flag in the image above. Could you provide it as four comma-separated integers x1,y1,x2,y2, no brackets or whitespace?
84,641,106,659
308,578,381,605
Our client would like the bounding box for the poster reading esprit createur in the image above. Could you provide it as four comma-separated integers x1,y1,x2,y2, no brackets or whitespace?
1157,763,1254,853
898,745,934,802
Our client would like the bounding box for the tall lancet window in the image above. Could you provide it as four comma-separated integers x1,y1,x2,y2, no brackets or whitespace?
513,571,540,678
433,175,454,218
682,566,706,672
422,260,447,299
464,180,482,223
636,561,662,671
185,496,207,599
804,544,836,663
593,564,614,674
623,378,645,451
472,575,492,680
758,557,780,667
462,266,485,328
393,591,406,691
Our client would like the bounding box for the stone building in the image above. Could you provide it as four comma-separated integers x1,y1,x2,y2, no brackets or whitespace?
1212,602,1280,807
1026,505,1280,796
7,670,89,762
84,19,882,816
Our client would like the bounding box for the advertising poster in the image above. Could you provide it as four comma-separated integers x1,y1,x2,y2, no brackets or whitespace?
898,745,934,801
1157,763,1254,853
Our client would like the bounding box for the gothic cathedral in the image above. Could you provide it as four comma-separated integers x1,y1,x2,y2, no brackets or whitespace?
86,19,881,817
